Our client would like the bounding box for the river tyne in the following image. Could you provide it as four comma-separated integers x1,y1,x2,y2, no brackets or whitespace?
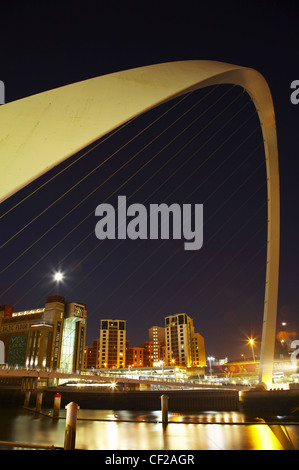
0,406,299,451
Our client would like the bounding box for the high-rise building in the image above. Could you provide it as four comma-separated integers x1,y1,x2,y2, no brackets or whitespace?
148,325,165,365
99,319,126,368
149,326,165,342
125,342,144,367
0,296,87,372
165,313,206,367
140,340,166,367
84,339,100,369
191,332,206,367
165,313,194,366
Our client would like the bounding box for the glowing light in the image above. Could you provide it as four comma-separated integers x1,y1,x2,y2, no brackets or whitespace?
54,271,63,282
246,337,256,362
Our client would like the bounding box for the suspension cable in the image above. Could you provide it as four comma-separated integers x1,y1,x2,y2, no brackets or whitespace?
2,86,237,298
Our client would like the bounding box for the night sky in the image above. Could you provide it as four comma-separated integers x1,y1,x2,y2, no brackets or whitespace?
0,1,298,361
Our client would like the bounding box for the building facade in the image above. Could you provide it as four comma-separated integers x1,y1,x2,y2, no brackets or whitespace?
125,342,144,368
191,332,206,367
148,325,165,365
99,319,126,368
165,313,206,367
84,339,100,369
0,296,87,373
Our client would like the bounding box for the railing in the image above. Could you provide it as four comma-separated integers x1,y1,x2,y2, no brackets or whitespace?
5,364,291,389
0,364,213,388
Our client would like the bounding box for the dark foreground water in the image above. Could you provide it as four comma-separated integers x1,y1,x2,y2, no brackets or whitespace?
0,407,298,450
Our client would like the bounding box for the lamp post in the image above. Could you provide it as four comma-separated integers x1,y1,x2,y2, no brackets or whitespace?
248,338,256,362
160,360,164,379
207,356,215,378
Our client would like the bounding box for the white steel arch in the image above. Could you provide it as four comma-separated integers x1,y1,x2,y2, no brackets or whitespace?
0,60,280,386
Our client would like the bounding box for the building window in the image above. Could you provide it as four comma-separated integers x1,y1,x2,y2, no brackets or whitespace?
60,318,77,372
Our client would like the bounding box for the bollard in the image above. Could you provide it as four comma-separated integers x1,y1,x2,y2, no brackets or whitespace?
24,390,31,407
161,394,169,425
35,391,43,413
64,402,80,450
53,393,61,418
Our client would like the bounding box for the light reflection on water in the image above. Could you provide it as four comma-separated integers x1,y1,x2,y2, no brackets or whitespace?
0,407,298,450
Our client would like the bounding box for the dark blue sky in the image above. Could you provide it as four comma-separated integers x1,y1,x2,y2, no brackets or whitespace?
0,1,298,360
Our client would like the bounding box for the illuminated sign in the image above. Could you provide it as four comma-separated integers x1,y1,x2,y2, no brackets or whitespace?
53,321,62,369
73,304,84,318
216,363,257,374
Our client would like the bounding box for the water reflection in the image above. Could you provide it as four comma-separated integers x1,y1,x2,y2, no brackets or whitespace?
0,407,298,450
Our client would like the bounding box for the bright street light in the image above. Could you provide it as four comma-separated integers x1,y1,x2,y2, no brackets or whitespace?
248,338,256,362
207,356,215,377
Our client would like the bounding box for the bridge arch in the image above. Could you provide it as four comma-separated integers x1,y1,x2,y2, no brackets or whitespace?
0,60,279,386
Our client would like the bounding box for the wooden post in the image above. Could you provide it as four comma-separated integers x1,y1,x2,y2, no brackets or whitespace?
161,394,169,425
24,390,31,407
64,402,80,450
53,393,61,418
35,391,43,413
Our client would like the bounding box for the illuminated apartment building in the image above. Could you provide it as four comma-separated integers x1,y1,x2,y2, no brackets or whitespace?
141,340,166,367
125,342,144,367
191,332,206,367
165,313,206,367
148,326,165,364
84,339,100,369
0,296,87,372
99,319,126,368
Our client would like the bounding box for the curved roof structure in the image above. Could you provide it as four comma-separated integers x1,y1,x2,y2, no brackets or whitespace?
0,60,280,386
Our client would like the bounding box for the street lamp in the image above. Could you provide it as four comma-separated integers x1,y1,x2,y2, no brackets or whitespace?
207,356,215,377
248,338,256,362
160,360,164,379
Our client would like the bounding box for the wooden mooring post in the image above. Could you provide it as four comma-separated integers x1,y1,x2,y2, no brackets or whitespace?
24,390,31,407
35,391,43,413
64,402,80,450
161,394,169,425
53,393,61,418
